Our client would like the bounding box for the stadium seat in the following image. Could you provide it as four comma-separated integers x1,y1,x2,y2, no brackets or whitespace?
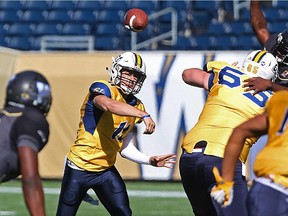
270,22,287,34
29,36,41,50
229,22,252,35
77,1,102,10
130,1,158,13
96,23,122,37
174,36,192,50
46,10,72,23
21,10,46,23
0,25,8,35
160,1,188,11
72,10,98,24
34,23,62,36
0,0,24,10
6,36,32,50
278,9,288,20
238,9,250,21
263,8,281,22
192,11,212,28
207,23,226,36
104,0,129,11
276,1,288,8
62,23,91,35
237,36,255,50
98,10,123,24
215,36,237,50
23,0,50,10
49,1,77,10
6,23,34,36
193,0,219,12
0,36,8,47
94,36,120,50
0,11,21,23
192,36,212,50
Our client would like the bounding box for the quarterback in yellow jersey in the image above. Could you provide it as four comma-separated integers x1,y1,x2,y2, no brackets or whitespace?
56,52,176,216
180,50,278,216
211,90,288,216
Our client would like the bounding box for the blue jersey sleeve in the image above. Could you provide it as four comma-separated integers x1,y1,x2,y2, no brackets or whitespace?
89,81,112,98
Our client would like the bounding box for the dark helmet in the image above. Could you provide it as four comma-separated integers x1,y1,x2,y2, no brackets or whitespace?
5,70,52,114
271,29,288,66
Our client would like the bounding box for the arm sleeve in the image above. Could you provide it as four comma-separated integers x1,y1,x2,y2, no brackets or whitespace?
120,132,150,165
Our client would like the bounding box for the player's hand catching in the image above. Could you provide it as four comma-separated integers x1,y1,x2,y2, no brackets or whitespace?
142,115,155,134
149,154,176,168
210,167,234,207
243,77,272,95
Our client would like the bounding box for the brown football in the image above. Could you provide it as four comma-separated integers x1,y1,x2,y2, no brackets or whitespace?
124,8,148,32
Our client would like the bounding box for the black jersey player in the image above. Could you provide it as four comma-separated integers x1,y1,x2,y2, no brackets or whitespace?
0,70,52,216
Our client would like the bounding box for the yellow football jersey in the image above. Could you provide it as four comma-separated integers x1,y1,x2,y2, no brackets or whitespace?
254,91,288,177
182,61,273,163
67,80,145,172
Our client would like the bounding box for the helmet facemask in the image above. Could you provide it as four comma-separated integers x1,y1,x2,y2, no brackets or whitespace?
119,67,146,95
271,30,288,64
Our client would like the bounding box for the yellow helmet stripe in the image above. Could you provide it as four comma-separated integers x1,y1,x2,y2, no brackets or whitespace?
252,50,267,63
133,52,142,68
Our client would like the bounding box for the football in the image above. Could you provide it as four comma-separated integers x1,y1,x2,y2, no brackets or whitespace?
123,8,148,32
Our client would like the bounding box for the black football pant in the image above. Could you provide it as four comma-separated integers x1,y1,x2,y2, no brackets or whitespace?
56,164,131,216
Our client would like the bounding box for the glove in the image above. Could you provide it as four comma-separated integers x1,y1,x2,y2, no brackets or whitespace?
210,167,234,207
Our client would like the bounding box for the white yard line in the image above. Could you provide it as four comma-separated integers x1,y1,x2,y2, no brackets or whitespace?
0,186,186,198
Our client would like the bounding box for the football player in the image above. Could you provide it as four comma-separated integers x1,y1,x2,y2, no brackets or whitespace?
0,71,52,216
244,0,288,93
211,90,288,216
56,51,176,216
180,50,278,216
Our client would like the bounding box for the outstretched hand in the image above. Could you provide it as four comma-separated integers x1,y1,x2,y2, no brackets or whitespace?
149,154,176,168
243,77,272,95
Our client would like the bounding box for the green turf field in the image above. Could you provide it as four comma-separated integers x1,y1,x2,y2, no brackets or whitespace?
0,180,194,216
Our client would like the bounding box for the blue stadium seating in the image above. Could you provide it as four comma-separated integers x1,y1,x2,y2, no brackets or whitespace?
0,36,8,47
23,1,50,10
270,22,288,34
0,11,21,23
46,10,72,23
6,23,34,36
104,0,129,11
6,36,32,50
276,1,288,8
0,1,24,10
21,10,46,23
49,1,77,10
160,1,189,11
77,1,102,10
174,36,192,50
98,10,123,24
62,23,91,35
96,23,122,37
0,0,283,51
94,36,120,50
33,23,62,36
0,25,7,35
72,10,98,24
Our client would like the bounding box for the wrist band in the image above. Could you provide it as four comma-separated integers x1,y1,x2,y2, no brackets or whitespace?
141,114,150,119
